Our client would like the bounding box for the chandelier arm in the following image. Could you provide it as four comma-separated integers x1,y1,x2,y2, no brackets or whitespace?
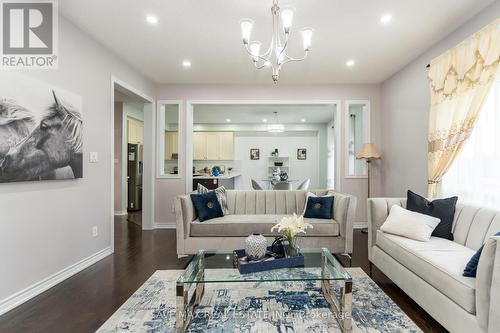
280,51,309,65
243,43,271,63
277,33,290,64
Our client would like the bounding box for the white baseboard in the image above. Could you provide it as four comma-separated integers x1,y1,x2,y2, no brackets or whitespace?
0,246,112,316
153,222,176,229
114,210,127,216
353,222,368,229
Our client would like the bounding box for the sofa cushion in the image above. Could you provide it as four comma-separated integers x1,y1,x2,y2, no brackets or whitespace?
190,215,339,237
304,195,334,219
406,190,458,240
190,192,224,222
376,230,477,314
380,205,440,241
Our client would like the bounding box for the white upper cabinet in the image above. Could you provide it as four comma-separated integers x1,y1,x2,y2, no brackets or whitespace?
127,117,143,145
193,132,234,160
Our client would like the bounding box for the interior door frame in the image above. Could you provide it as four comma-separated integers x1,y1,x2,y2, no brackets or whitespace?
110,76,155,252
185,99,342,194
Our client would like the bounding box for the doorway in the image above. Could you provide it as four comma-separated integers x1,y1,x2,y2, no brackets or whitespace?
111,78,155,251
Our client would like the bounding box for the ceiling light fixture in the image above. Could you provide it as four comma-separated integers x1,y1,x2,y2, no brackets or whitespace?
225,118,231,122
380,14,392,24
182,60,191,68
263,119,268,123
240,0,313,84
146,15,158,25
346,59,355,67
268,112,284,133
301,118,306,122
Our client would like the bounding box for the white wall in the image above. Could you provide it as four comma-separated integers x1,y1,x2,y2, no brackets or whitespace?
155,84,383,225
0,16,155,312
380,1,500,197
234,133,320,190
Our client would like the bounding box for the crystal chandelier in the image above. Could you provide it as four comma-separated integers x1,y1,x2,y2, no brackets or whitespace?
268,112,284,133
240,0,313,84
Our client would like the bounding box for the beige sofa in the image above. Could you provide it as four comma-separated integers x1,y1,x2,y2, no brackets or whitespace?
175,190,357,257
368,198,500,333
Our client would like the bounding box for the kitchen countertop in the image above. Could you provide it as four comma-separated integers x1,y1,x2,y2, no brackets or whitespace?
193,172,241,179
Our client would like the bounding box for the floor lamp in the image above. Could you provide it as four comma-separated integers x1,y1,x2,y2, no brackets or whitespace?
356,143,381,233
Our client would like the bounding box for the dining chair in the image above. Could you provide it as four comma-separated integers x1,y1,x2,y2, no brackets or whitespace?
251,179,263,190
296,179,311,190
272,182,292,190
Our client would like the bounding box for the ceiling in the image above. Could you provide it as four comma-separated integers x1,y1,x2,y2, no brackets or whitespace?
61,0,493,84
192,104,335,124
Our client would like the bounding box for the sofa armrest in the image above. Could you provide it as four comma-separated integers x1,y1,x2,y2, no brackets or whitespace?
329,191,357,254
476,235,500,332
174,195,197,256
367,198,406,259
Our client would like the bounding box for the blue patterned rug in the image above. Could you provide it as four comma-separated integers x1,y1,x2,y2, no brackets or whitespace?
97,268,421,332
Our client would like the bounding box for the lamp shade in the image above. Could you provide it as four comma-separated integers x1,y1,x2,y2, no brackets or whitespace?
356,143,381,160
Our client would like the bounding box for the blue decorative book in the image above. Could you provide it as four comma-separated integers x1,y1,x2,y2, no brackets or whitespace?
233,247,305,274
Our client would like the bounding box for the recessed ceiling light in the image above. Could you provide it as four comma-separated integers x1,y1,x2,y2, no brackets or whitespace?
182,60,191,68
263,119,268,123
146,15,158,25
346,59,355,67
380,14,392,24
301,118,306,122
225,118,231,122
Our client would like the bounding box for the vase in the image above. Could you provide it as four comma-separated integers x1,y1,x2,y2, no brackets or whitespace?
285,236,301,257
245,233,267,260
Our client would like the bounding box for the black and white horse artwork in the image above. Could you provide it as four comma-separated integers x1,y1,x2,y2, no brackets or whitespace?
0,91,83,182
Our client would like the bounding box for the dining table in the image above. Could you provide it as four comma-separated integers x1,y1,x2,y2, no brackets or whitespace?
260,179,300,190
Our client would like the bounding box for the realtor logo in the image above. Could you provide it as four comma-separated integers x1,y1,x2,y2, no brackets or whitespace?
1,0,58,68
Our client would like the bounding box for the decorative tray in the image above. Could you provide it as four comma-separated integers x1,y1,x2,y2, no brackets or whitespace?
233,247,304,274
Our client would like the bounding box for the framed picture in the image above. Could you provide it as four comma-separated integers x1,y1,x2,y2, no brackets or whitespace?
250,148,260,160
297,148,307,160
0,72,83,183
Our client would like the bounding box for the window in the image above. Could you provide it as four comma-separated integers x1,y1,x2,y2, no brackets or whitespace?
157,101,181,178
345,101,370,177
442,77,500,209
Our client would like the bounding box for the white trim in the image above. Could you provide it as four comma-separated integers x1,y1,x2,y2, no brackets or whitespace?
156,100,184,179
114,210,128,216
153,222,176,229
344,100,370,179
0,247,112,316
111,76,156,237
353,222,368,229
185,99,342,193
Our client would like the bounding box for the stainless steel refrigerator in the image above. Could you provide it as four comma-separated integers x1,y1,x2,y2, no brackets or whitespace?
127,143,143,211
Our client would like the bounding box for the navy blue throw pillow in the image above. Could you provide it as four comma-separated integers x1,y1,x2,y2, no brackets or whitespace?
304,196,334,219
407,190,458,240
190,191,223,222
463,231,500,277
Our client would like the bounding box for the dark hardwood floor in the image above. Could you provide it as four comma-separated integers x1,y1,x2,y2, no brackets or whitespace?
0,218,447,333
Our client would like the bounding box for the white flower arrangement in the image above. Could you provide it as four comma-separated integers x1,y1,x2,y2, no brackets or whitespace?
271,214,313,248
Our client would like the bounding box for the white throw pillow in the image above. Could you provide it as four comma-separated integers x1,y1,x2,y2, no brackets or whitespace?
380,205,440,241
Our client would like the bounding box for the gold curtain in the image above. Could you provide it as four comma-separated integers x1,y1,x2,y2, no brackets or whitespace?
427,18,500,198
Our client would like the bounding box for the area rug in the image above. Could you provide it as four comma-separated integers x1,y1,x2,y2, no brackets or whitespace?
97,268,421,332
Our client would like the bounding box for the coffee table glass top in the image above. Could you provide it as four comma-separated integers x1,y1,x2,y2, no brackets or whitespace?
177,248,351,284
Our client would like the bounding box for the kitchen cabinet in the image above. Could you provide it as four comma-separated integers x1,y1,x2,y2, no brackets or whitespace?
218,132,234,160
192,176,238,191
164,131,178,160
193,132,234,160
127,117,144,144
205,133,219,160
193,132,206,160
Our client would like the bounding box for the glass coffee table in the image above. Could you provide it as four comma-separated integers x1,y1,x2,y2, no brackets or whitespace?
176,248,352,332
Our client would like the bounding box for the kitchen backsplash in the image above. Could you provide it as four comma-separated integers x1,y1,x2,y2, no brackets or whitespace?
163,160,242,175
193,160,241,173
